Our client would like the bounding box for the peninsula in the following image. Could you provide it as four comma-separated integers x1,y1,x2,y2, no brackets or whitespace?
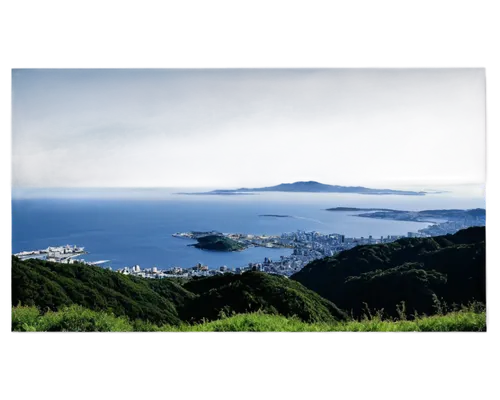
172,231,292,253
172,231,222,239
190,235,247,252
325,207,485,227
353,208,485,223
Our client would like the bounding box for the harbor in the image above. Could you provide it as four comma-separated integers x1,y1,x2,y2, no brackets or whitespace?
12,208,485,278
13,245,109,267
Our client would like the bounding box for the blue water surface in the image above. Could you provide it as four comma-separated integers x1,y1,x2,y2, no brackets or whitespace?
12,190,485,270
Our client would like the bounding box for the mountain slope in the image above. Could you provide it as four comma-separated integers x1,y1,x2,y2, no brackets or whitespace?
12,258,347,325
12,257,194,325
291,227,485,317
13,227,484,325
180,271,348,323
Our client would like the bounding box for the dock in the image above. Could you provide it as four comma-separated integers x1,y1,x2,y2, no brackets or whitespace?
87,260,110,265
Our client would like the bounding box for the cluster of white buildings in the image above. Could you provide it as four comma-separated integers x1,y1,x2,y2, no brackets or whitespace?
14,244,85,258
117,262,225,279
115,227,447,279
14,245,87,264
415,218,485,237
183,221,485,277
16,216,486,280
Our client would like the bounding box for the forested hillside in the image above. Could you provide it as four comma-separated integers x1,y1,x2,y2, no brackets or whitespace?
292,227,485,318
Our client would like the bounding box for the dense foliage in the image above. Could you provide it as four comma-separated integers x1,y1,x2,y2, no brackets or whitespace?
12,257,193,325
181,271,347,323
12,258,345,325
192,235,246,251
12,227,486,330
292,227,485,318
12,304,486,332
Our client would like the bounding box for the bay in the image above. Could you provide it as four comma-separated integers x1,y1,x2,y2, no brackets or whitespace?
11,189,485,270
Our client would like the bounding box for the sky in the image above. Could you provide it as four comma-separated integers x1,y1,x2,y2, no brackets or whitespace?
12,69,486,190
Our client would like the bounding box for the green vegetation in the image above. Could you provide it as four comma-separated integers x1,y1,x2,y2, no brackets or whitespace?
12,256,193,325
292,226,485,318
191,235,246,251
12,227,486,331
12,258,345,326
181,271,347,323
12,304,485,332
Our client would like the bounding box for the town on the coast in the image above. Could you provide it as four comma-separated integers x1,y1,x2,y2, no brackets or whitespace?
13,208,485,279
13,245,109,266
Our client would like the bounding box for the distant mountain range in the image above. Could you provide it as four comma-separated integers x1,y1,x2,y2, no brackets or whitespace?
181,181,427,196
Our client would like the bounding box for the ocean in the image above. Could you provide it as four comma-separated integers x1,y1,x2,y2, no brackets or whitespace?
11,189,485,270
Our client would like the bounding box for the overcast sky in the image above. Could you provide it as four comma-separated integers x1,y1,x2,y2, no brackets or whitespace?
12,69,485,189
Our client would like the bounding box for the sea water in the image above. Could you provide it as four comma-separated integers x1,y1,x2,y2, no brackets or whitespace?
11,189,485,270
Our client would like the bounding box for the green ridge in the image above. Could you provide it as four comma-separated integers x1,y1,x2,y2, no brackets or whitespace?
292,226,485,318
12,227,486,331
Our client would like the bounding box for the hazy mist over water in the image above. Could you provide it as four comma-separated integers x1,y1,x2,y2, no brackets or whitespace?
11,187,485,270
12,182,486,211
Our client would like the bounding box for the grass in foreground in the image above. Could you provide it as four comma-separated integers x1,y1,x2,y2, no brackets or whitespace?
12,305,486,332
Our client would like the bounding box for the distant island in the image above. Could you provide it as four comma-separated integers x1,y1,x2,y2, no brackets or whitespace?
326,207,486,223
179,181,427,196
259,214,292,218
325,207,399,212
190,235,247,252
178,192,258,196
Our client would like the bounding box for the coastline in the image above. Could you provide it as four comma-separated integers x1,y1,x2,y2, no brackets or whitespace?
13,197,486,272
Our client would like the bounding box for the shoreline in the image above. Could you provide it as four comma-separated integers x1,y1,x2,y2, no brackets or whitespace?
14,219,485,278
